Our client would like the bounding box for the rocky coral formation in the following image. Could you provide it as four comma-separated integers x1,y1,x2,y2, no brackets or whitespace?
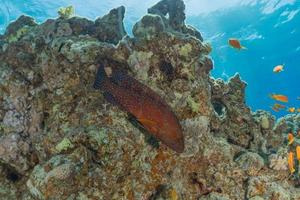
0,1,299,199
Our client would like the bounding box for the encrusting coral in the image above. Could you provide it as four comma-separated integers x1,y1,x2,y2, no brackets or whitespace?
0,0,300,199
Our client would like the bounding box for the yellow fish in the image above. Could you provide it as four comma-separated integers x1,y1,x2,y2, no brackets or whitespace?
288,151,295,174
228,38,247,50
287,107,296,113
273,64,284,73
269,94,288,103
296,146,300,161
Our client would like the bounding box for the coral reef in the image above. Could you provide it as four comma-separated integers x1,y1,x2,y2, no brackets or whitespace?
0,0,299,199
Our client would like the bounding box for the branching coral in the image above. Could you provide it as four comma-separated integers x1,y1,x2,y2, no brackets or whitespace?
58,6,75,19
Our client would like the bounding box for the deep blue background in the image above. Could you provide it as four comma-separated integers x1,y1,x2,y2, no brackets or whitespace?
1,0,299,118
187,2,300,117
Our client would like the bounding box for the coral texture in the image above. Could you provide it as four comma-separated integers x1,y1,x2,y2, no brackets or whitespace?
0,0,299,199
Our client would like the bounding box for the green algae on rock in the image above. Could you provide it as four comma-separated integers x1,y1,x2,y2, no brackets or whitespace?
55,138,74,153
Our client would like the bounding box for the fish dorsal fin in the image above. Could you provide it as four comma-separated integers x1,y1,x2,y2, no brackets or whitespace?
103,92,118,106
137,118,158,133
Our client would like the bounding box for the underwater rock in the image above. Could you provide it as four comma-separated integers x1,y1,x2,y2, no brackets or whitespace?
272,114,300,150
132,14,165,39
2,110,26,133
210,75,262,150
0,134,32,174
246,176,292,200
181,116,210,157
184,24,203,41
253,110,283,151
4,15,37,36
93,6,127,44
268,147,288,172
55,21,73,37
0,170,19,199
235,152,264,176
147,0,203,40
67,17,94,36
26,147,90,199
148,0,186,29
274,113,300,135
252,110,275,130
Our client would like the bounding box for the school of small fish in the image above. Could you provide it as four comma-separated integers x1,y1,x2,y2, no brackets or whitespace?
268,93,299,114
228,38,299,176
227,38,298,114
271,63,300,113
271,62,300,113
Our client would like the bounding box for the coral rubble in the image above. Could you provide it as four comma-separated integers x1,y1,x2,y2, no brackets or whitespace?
0,0,299,199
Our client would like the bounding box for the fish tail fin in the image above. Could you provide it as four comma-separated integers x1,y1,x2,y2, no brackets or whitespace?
241,46,247,50
93,64,106,89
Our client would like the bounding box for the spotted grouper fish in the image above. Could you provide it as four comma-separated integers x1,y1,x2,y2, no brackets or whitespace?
93,63,184,153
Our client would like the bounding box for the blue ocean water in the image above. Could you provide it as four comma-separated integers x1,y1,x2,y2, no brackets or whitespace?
0,0,299,118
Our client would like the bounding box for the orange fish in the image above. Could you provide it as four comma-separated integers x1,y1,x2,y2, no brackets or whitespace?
269,94,288,103
273,65,284,73
94,63,184,153
288,151,295,174
296,146,300,161
287,107,296,113
228,38,247,50
288,133,294,145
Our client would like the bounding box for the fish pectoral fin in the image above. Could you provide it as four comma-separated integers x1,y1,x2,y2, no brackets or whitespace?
103,92,118,105
138,118,159,133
